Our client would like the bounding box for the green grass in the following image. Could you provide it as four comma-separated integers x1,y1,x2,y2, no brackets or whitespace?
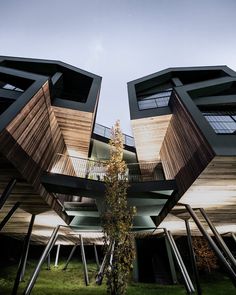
0,259,235,295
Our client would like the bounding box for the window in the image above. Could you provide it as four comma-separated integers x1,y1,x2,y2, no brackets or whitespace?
138,89,172,110
203,111,236,134
1,83,23,92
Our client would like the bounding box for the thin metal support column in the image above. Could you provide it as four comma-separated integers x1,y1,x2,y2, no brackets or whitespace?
54,244,61,267
0,202,20,231
164,229,195,294
12,214,35,295
47,253,51,270
109,241,115,267
80,235,89,286
0,178,17,211
96,242,113,285
165,234,178,284
132,239,139,283
199,208,236,271
185,204,236,286
94,244,100,270
63,244,77,270
23,225,60,295
185,219,202,295
232,233,236,245
20,214,36,282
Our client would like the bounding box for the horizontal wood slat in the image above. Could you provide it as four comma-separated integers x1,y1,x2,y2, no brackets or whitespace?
132,114,172,163
53,106,93,160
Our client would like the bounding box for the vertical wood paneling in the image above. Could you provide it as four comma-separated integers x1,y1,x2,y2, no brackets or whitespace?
160,92,215,195
0,81,72,222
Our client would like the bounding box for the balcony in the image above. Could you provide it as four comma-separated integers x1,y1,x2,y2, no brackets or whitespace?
50,153,165,183
93,123,135,147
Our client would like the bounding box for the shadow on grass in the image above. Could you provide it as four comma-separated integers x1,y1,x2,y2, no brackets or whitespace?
0,260,235,295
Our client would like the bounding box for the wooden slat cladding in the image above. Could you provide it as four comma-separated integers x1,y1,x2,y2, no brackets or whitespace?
0,155,49,214
180,156,236,209
131,114,172,163
53,106,93,159
0,82,72,222
160,92,215,195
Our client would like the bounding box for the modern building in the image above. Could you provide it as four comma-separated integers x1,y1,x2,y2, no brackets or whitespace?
0,57,236,293
128,66,236,235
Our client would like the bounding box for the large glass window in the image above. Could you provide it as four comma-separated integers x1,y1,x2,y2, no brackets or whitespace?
203,111,236,134
138,89,172,110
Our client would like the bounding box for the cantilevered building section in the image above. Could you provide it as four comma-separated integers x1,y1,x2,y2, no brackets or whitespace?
0,56,102,243
0,56,177,245
128,66,236,235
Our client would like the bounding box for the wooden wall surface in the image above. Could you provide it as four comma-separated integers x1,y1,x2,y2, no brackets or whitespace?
160,92,215,195
0,81,71,222
131,114,172,163
0,80,97,243
180,156,236,209
53,106,94,160
159,93,236,235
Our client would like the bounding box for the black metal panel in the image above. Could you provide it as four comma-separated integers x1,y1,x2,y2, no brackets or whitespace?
41,172,177,198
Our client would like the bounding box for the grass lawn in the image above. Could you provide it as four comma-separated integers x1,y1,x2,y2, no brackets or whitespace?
0,259,235,295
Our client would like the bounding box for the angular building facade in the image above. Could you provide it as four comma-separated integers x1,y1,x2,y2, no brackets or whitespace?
0,57,236,292
128,66,236,235
0,56,102,243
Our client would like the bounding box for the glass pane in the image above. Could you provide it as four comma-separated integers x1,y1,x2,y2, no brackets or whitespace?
3,83,15,90
94,124,105,136
125,136,135,146
204,112,236,134
104,128,112,138
156,97,170,107
138,99,156,110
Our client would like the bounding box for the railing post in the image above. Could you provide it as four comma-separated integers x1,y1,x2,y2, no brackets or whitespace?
0,179,17,211
199,208,236,272
23,225,60,295
185,204,236,287
185,219,202,295
0,202,20,231
12,214,35,295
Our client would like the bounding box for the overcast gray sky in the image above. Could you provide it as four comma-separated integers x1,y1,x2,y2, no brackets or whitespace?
1,0,236,135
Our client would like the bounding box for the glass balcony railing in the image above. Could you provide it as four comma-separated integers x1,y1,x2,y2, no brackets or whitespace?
93,123,135,147
138,89,172,110
49,153,165,182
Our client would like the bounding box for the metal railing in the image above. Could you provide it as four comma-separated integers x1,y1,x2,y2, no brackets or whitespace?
138,89,172,110
49,153,165,182
93,123,135,147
